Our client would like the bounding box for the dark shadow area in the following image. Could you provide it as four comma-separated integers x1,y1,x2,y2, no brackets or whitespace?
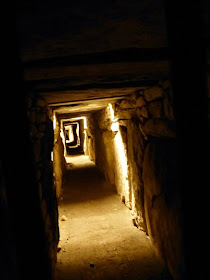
66,147,84,155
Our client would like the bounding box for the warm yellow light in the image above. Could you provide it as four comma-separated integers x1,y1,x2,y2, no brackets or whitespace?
82,116,87,129
76,123,79,139
114,126,129,201
63,116,87,129
53,113,57,130
60,128,67,155
111,122,119,132
108,101,129,202
69,126,74,142
108,103,115,120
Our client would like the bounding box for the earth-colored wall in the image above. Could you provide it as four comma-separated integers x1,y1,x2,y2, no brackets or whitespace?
86,116,96,162
53,113,67,199
91,81,183,279
143,139,182,280
27,95,59,279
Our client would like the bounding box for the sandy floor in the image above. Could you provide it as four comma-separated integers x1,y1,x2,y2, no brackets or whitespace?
56,155,170,280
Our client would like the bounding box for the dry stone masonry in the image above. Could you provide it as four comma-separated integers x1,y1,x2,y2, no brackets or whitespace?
89,80,182,280
27,95,59,279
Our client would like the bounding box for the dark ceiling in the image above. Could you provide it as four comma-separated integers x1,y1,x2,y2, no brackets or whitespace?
15,0,210,113
16,0,168,61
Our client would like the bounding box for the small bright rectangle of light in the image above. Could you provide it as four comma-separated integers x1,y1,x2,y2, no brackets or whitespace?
111,122,119,132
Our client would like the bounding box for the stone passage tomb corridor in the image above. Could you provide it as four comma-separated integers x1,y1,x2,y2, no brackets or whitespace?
56,155,170,280
2,2,208,280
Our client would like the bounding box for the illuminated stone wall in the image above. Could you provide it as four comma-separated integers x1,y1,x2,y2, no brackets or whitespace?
86,116,96,162
79,119,85,151
92,80,183,280
53,113,67,198
27,95,59,279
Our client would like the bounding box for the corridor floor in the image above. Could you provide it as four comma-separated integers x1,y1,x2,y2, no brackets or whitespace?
56,155,170,280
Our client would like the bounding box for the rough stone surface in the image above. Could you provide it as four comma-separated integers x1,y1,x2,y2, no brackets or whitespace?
86,116,96,162
82,81,181,279
136,96,146,107
53,115,67,198
148,100,163,118
139,119,176,138
127,120,147,232
119,99,136,110
143,140,183,280
27,96,58,279
144,86,164,102
136,106,149,118
93,107,129,199
116,108,135,120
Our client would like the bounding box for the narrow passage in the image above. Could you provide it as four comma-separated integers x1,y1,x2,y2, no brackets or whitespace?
56,155,166,280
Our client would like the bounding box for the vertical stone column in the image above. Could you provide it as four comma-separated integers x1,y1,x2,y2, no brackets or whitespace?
53,113,66,199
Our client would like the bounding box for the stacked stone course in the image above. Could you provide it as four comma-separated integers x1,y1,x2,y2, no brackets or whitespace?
27,95,58,279
92,80,182,279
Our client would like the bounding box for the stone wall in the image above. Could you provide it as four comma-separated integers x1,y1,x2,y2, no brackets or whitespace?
143,138,182,280
27,95,59,279
92,80,183,279
79,119,85,151
53,113,67,199
86,116,96,162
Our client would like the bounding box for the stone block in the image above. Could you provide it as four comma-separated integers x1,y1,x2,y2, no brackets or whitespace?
136,96,146,107
139,119,176,138
98,118,112,130
129,92,141,101
143,141,182,280
119,99,136,109
136,106,149,118
127,120,147,232
116,109,135,119
144,86,164,102
148,100,163,118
